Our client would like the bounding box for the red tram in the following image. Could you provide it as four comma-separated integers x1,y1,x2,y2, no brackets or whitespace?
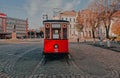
43,20,69,55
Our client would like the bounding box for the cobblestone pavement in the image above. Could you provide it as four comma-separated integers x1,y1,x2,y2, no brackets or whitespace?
0,41,120,78
85,40,120,52
0,42,43,78
70,43,120,78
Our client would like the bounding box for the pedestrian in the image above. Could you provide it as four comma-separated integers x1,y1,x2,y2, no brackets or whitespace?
77,38,79,43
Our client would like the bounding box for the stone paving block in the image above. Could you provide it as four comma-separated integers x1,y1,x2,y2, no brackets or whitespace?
76,74,84,78
32,75,39,78
52,75,56,78
28,75,34,78
46,75,52,78
38,74,44,78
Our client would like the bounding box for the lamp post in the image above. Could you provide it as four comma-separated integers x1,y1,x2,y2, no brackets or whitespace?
12,24,17,39
30,29,31,39
43,14,48,20
13,24,16,32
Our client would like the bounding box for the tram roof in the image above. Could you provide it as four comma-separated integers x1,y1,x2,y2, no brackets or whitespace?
43,20,69,23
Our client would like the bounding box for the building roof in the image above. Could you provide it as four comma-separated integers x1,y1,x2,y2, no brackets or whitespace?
0,13,7,18
60,10,77,16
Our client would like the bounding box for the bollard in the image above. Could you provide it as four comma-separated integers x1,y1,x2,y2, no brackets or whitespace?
99,41,103,45
106,39,111,47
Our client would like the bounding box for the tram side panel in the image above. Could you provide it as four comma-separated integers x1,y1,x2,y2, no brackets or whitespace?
43,39,68,54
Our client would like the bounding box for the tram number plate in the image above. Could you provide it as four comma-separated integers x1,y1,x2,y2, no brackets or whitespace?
52,24,60,28
54,49,58,53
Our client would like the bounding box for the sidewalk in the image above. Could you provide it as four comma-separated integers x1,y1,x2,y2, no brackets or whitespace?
0,38,43,43
70,43,120,77
85,40,120,52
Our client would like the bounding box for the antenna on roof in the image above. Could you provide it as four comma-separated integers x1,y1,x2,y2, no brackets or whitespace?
43,14,48,20
52,8,62,20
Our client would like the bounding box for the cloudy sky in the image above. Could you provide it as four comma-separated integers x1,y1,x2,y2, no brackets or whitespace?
0,0,91,29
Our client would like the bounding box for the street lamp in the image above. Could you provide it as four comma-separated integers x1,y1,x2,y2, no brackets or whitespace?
13,24,16,32
43,14,48,20
12,24,17,39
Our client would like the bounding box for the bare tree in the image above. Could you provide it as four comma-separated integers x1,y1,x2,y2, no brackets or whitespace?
96,0,120,39
76,12,84,39
87,0,120,46
89,15,99,42
111,22,120,36
88,0,120,38
76,8,99,42
87,1,101,42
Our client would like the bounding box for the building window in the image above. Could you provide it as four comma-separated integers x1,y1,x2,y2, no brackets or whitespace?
73,31,75,35
89,31,91,37
74,18,76,22
70,24,71,28
70,18,72,22
66,18,67,21
70,30,71,34
0,18,2,25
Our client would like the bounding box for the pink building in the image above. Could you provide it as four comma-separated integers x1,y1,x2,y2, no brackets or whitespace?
0,12,28,39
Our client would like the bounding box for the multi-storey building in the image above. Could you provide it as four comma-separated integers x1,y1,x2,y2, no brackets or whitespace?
78,9,94,39
52,9,120,41
53,10,94,41
0,12,28,39
78,9,120,40
110,10,120,37
59,10,78,40
0,13,8,39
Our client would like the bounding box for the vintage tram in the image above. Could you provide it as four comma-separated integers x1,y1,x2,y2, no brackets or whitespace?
43,20,69,55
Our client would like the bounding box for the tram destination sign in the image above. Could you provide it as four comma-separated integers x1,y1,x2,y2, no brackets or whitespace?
52,24,61,28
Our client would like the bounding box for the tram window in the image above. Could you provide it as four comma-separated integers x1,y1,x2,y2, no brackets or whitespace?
63,28,67,39
45,28,50,39
52,29,60,39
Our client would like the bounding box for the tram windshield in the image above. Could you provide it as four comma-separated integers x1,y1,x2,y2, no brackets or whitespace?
44,22,68,39
52,29,61,39
52,23,61,39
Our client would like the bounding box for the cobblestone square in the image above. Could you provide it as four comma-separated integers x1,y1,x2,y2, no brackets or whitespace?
0,40,120,78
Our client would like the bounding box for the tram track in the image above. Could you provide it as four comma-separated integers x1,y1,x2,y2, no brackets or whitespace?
28,54,86,78
2,53,119,78
28,55,45,78
41,54,71,66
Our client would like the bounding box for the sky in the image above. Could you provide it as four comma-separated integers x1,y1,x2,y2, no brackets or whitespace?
0,0,92,29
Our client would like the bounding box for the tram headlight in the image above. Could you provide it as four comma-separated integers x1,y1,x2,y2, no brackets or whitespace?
54,44,58,49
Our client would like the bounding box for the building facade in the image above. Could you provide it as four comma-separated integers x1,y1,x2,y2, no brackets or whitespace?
78,9,94,39
59,10,78,40
52,10,120,41
0,13,8,39
110,10,120,37
53,10,93,41
0,13,28,39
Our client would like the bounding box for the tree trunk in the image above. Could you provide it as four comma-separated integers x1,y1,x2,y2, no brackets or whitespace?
105,25,111,47
92,29,96,43
105,26,110,39
92,29,95,39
